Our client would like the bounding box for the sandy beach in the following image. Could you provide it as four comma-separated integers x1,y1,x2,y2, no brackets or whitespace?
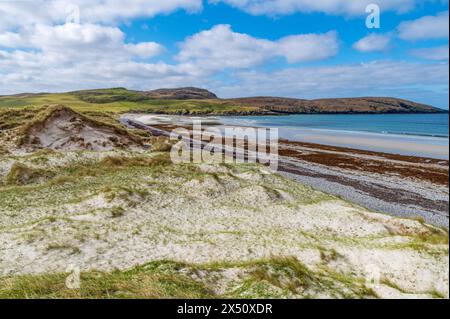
128,114,449,228
287,130,449,160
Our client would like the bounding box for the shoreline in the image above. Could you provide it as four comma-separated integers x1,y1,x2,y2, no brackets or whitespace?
277,139,448,229
125,115,449,228
216,115,449,160
130,113,449,160
126,109,449,116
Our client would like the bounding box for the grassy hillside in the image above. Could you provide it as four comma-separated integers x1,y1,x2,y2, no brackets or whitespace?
1,88,445,115
0,89,259,115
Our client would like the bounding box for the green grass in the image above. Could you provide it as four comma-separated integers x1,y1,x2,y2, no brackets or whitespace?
4,162,55,186
0,261,212,299
0,258,379,299
0,89,259,115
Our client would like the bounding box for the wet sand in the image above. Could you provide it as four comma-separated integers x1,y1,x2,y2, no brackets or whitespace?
293,132,449,160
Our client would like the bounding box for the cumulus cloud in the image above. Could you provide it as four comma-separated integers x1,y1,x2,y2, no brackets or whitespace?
0,46,203,94
353,34,391,52
398,11,449,41
0,22,174,94
0,32,23,48
177,25,275,69
0,23,163,62
411,46,449,60
211,0,424,16
177,25,338,70
1,22,338,94
125,43,165,58
277,32,339,63
0,0,202,31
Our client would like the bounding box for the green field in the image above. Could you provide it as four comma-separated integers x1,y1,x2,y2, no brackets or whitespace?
0,88,258,115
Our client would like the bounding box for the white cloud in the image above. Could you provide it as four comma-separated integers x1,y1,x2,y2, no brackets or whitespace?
0,0,202,31
398,11,449,41
177,25,275,69
353,34,391,52
177,25,338,69
1,23,338,95
30,23,125,50
0,32,23,48
0,23,173,94
277,32,339,63
0,47,203,94
0,23,163,60
411,46,449,60
125,42,165,58
73,0,203,23
211,0,424,16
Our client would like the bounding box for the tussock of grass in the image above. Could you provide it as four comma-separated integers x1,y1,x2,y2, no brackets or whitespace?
320,248,342,264
0,106,38,131
380,278,446,299
417,227,449,245
0,145,9,155
5,162,54,186
242,257,376,298
249,257,317,293
100,154,171,168
150,137,173,152
111,207,125,218
46,244,81,255
48,175,77,186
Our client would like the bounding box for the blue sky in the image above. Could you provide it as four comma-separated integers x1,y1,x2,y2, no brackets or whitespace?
0,0,449,108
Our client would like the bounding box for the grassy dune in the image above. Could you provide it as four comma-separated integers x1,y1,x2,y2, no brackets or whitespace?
0,147,448,299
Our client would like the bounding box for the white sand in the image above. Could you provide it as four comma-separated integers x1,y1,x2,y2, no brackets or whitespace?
0,152,448,299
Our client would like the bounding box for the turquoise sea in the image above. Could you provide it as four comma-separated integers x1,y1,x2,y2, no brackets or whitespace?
219,113,449,138
218,113,449,159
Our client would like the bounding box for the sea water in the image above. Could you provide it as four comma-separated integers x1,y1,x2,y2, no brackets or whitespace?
218,113,449,159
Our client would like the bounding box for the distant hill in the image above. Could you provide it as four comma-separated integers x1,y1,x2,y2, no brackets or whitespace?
143,87,218,100
227,96,447,114
0,87,446,115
